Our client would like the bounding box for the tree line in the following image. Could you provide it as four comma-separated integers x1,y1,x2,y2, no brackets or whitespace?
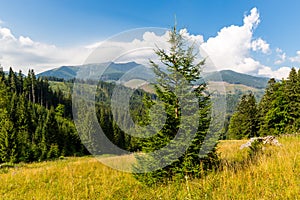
228,67,300,139
0,68,86,163
0,67,150,163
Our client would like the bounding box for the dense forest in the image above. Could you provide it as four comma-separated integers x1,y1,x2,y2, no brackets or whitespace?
0,67,149,163
228,67,300,139
94,81,149,152
0,68,86,163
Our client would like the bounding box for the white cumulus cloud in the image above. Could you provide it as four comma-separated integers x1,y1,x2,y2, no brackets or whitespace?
258,66,292,79
85,30,171,65
198,7,293,79
200,7,269,74
243,7,260,29
289,51,300,63
0,27,15,39
19,36,35,46
274,48,286,65
201,8,269,73
179,28,204,44
251,38,270,54
85,28,205,66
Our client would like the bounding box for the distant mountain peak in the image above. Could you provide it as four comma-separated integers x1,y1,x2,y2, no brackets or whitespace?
37,62,141,80
38,62,270,89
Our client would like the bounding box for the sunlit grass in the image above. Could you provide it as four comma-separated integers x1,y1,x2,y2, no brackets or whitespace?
1,136,299,199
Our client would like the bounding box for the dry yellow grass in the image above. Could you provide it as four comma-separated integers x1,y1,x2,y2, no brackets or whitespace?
1,136,299,199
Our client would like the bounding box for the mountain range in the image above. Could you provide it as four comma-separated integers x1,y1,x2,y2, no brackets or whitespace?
37,62,270,89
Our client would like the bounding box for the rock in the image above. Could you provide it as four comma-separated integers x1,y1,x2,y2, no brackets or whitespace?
240,136,282,149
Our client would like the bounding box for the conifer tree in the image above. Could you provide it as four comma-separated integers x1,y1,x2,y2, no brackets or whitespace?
17,70,23,94
0,79,18,163
43,107,60,147
228,93,258,139
8,67,17,93
0,68,86,163
0,66,5,83
258,78,279,135
258,69,299,135
0,117,18,163
284,67,300,131
134,26,215,184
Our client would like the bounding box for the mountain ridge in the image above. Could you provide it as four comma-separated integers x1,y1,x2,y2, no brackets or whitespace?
204,70,270,89
37,62,270,89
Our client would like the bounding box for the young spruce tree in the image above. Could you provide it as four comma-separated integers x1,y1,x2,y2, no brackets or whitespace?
134,26,217,185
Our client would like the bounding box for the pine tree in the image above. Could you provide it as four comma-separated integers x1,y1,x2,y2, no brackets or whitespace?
43,107,60,147
134,26,215,184
30,70,37,104
8,67,17,93
0,66,5,84
16,94,31,162
0,79,19,163
228,93,258,139
75,101,103,155
258,69,298,135
284,67,300,132
0,117,18,163
17,70,23,94
258,78,279,136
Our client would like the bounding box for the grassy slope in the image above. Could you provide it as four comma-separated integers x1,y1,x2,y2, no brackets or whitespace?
208,81,263,93
1,136,299,199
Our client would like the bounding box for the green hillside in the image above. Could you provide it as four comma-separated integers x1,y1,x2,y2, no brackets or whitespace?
37,62,140,80
204,70,270,89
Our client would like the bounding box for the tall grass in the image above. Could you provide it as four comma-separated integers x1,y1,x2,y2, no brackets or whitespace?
1,136,299,199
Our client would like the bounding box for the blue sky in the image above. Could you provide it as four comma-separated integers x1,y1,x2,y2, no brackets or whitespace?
0,0,300,78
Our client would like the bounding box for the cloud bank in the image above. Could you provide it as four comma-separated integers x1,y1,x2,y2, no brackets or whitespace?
200,8,271,74
0,26,91,73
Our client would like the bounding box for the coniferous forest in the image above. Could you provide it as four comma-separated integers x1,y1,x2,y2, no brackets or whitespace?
0,68,85,163
228,67,300,139
0,67,149,163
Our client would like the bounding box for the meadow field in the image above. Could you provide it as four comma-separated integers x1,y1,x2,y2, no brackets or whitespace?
1,136,299,200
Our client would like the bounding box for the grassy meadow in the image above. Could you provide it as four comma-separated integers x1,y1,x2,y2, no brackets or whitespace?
1,136,300,199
